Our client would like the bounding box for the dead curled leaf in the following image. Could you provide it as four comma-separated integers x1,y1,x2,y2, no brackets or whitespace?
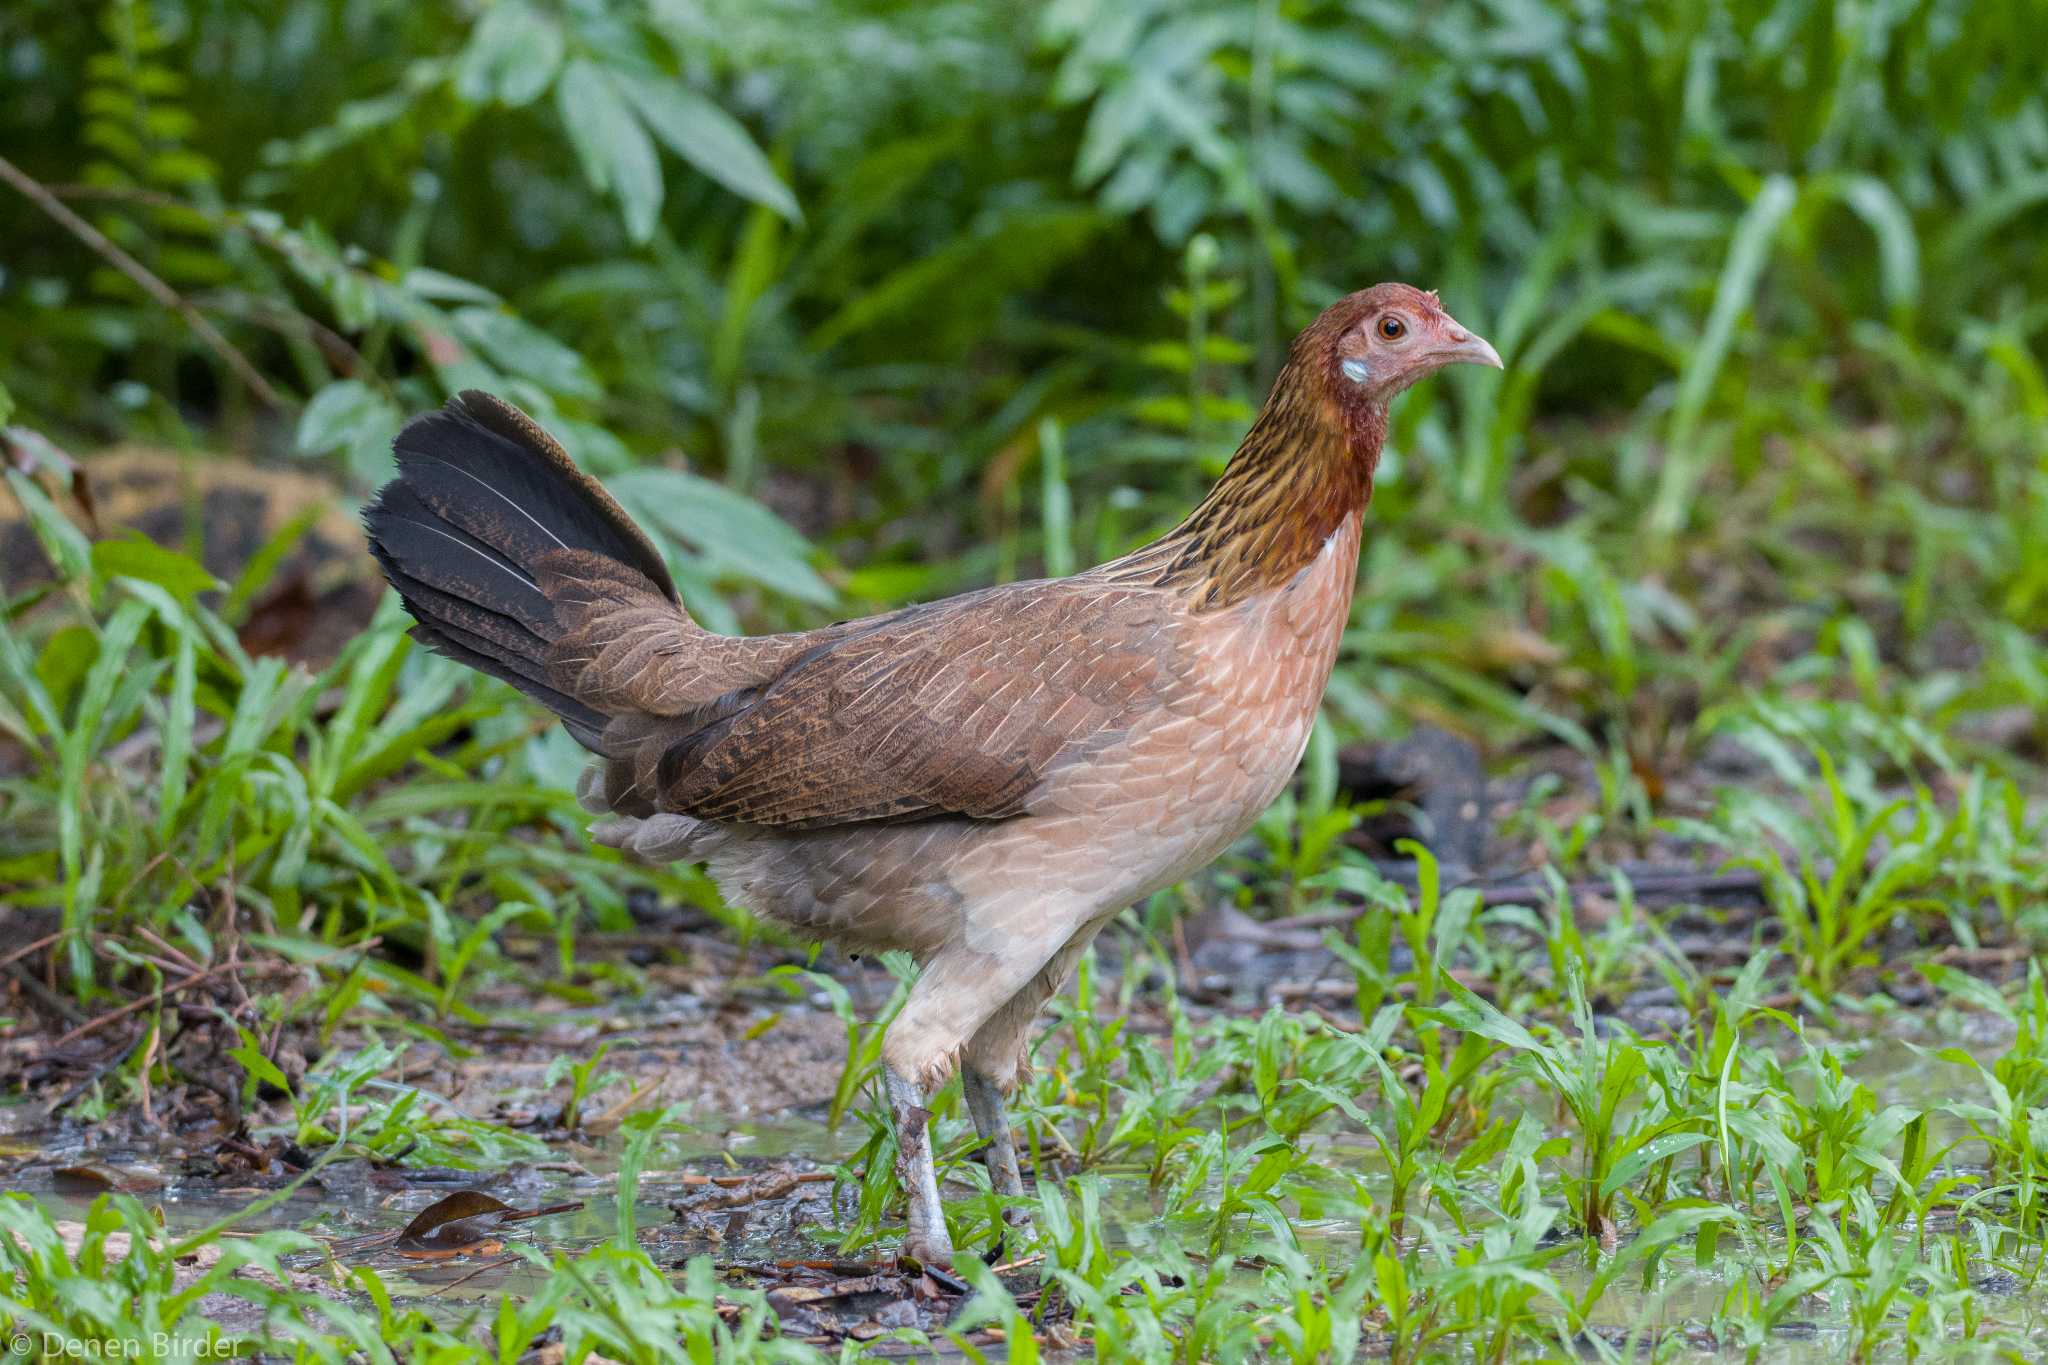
396,1189,583,1252
398,1190,512,1248
53,1162,163,1195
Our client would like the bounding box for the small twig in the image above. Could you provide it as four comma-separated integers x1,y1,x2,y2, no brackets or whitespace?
584,1079,658,1132
215,1135,270,1166
496,1201,586,1227
988,1252,1045,1274
44,179,389,396
0,153,286,411
124,945,205,978
427,1255,520,1297
0,928,71,975
107,851,174,917
49,961,237,1050
200,288,374,382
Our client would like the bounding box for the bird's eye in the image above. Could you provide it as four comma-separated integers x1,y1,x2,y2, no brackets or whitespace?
1377,315,1407,341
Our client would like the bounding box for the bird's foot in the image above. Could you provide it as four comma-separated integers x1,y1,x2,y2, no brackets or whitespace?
1000,1195,1035,1240
981,1203,1036,1266
962,1066,1029,1197
900,1225,956,1271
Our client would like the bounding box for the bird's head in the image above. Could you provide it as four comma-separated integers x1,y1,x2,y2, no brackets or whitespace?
1315,282,1502,406
1174,282,1502,605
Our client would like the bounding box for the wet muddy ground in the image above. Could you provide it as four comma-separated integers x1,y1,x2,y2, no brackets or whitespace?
4,735,2043,1359
4,891,2041,1361
2,945,1008,1351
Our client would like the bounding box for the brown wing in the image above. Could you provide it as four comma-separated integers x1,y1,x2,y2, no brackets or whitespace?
611,579,1182,829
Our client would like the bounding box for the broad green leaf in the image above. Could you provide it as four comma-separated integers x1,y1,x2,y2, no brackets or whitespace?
296,379,398,457
1600,1130,1713,1197
612,468,836,608
450,307,601,400
91,533,220,602
555,58,663,243
455,3,564,108
616,72,800,223
1418,977,1549,1056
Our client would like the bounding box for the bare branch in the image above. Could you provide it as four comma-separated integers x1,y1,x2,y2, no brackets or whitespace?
0,154,289,411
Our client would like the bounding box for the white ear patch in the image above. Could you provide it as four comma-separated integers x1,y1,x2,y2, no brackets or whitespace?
1341,357,1371,384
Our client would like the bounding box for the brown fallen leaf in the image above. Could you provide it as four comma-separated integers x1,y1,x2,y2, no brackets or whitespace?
397,1189,583,1252
53,1162,163,1195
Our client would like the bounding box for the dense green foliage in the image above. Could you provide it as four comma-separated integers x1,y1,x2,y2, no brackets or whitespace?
2,0,2046,1360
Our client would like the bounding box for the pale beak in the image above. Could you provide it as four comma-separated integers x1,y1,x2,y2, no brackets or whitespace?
1438,322,1503,370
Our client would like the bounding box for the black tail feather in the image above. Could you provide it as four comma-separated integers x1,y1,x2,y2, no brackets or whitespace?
367,483,555,631
363,391,674,748
388,391,675,599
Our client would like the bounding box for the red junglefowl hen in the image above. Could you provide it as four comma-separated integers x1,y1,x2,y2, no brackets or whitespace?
364,283,1500,1265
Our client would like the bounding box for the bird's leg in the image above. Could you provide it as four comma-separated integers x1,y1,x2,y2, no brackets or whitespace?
957,926,1108,1253
884,935,1092,1265
884,1065,953,1268
963,1064,1026,1201
963,1064,1030,1261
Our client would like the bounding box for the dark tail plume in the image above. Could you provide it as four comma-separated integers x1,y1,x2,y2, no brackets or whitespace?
363,391,677,749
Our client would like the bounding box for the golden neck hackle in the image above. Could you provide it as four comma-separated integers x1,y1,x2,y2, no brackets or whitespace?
1108,356,1385,610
